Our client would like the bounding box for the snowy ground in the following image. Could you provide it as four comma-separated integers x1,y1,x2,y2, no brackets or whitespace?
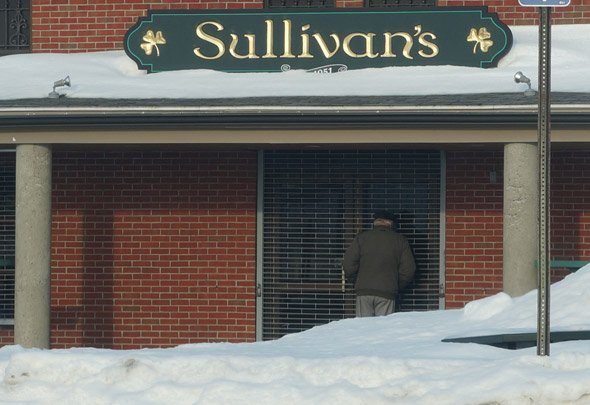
0,25,589,101
1,265,590,404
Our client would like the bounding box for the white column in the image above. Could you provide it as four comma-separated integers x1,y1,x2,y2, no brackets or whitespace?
503,143,538,297
15,144,52,348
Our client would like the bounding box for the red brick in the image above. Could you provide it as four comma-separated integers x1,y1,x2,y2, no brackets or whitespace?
45,150,257,349
28,0,588,53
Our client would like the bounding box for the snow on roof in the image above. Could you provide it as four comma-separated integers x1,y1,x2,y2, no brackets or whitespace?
0,25,589,104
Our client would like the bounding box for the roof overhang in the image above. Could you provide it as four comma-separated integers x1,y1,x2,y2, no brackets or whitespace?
1,94,589,146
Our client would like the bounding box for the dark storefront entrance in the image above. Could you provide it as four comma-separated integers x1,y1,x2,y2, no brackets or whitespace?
261,150,443,340
0,152,15,324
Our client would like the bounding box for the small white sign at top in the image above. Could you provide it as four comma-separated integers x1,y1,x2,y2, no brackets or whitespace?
518,0,570,6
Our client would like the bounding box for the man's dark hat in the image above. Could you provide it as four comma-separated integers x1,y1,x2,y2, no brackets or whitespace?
373,210,396,222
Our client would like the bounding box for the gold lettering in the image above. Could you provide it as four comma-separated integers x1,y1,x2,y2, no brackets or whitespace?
194,21,225,60
299,24,313,58
418,32,439,58
229,33,259,59
382,32,395,58
396,32,414,59
194,19,438,64
312,33,340,59
263,20,277,59
281,20,295,58
343,33,378,58
381,32,413,59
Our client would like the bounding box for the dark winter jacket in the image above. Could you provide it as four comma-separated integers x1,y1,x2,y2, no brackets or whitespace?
342,225,416,300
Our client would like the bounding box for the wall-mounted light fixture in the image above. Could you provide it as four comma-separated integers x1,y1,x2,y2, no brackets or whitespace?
514,71,536,96
48,75,71,98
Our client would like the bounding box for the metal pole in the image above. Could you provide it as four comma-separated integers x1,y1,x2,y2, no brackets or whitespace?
537,6,551,357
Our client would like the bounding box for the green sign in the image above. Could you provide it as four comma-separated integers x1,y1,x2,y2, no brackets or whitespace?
124,7,512,73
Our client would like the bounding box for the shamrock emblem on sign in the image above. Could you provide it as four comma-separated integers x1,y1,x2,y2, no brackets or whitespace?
467,28,494,54
141,30,166,57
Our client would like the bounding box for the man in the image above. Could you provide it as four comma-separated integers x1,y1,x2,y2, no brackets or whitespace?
343,210,416,317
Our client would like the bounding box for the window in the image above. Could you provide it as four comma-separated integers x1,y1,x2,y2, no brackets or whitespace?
365,0,436,7
1,0,31,55
0,152,15,323
262,150,442,340
265,0,334,8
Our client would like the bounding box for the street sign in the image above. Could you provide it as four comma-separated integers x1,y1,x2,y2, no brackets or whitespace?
519,0,570,7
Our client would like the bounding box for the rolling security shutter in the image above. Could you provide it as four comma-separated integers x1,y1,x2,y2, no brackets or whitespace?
0,152,15,322
262,150,442,340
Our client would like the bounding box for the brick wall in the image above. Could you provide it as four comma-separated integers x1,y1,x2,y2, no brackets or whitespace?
2,148,590,346
438,0,589,26
32,0,263,52
0,151,14,347
446,149,590,308
50,150,257,349
31,0,588,52
445,150,504,308
0,327,13,346
551,150,590,282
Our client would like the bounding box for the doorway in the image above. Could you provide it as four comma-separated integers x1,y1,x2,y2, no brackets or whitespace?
260,150,443,340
